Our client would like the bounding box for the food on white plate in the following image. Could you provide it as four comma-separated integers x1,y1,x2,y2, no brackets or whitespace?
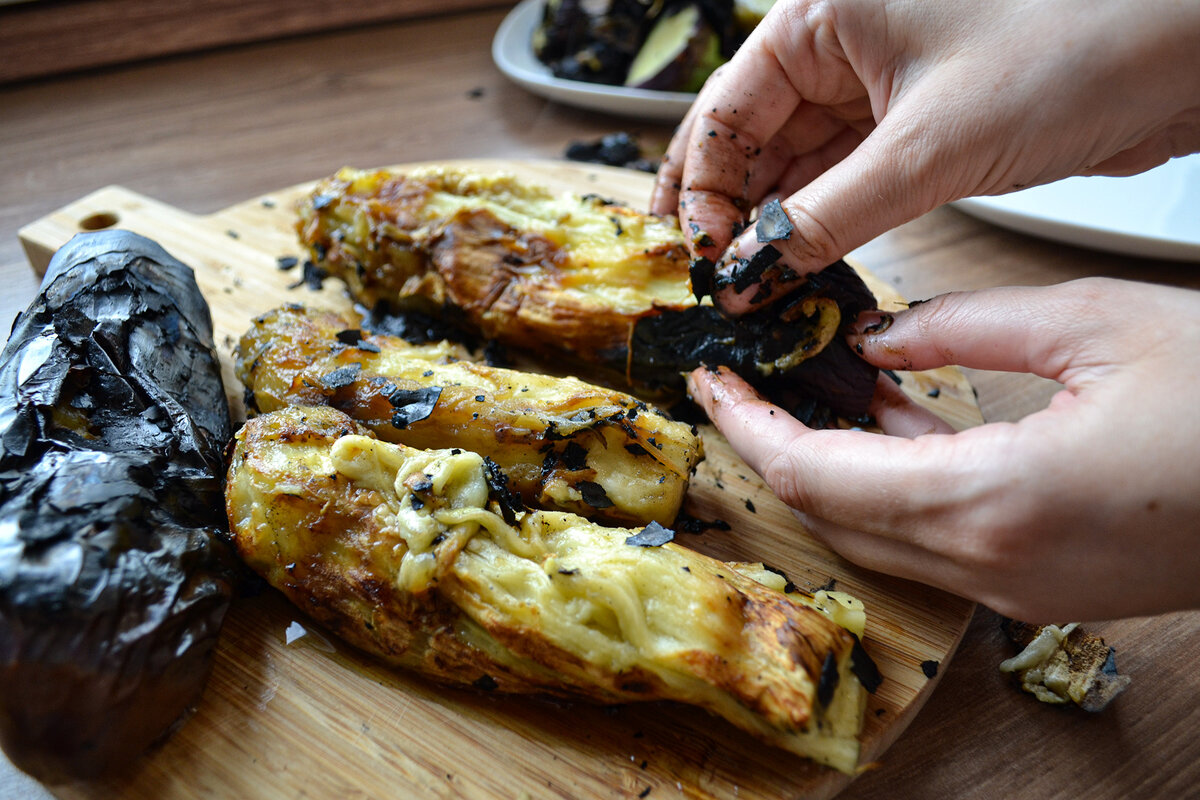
295,166,879,421
0,231,234,781
624,3,724,92
532,0,777,92
225,404,876,773
999,620,1130,711
235,304,703,526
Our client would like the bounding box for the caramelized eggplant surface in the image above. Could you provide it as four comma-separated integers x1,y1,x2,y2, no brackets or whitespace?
0,231,234,782
295,166,879,419
226,405,869,772
235,304,703,526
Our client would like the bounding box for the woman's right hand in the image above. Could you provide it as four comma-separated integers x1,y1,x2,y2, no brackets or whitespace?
652,0,1200,313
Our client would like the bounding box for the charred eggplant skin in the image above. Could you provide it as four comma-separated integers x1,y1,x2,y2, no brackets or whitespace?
0,231,234,782
296,167,880,419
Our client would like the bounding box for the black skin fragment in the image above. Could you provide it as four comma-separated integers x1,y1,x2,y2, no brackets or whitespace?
755,198,795,243
817,652,840,707
578,480,615,509
625,520,675,547
483,457,526,525
850,636,883,693
319,363,362,390
287,259,329,291
388,386,442,429
334,329,381,353
362,301,479,350
561,441,589,471
276,255,299,271
472,674,498,691
673,513,732,535
921,659,940,679
689,257,716,302
744,499,756,513
0,231,234,782
564,132,657,173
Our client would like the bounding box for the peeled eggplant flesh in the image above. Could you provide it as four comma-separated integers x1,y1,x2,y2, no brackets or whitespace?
0,231,234,781
625,3,724,92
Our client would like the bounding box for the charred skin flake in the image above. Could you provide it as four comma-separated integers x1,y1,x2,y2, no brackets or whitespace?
319,363,362,390
276,255,299,271
851,636,883,693
733,245,781,292
388,386,442,429
673,513,731,534
921,659,939,679
689,257,716,302
756,198,795,243
561,441,589,471
578,480,615,509
817,652,840,707
482,457,526,524
472,674,498,691
625,520,675,547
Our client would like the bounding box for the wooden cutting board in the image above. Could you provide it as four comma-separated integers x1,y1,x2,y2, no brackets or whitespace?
20,160,979,800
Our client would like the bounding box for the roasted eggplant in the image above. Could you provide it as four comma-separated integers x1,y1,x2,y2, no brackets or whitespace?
0,231,234,781
235,304,703,526
294,166,879,419
226,405,870,772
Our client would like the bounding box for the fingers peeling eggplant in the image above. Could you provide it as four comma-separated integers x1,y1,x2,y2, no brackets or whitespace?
0,231,234,782
295,166,879,420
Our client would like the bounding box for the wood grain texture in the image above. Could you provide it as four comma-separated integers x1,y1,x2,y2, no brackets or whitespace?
22,161,977,800
0,0,509,84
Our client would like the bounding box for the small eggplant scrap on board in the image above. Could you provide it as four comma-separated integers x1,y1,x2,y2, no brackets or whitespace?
226,404,875,774
235,304,703,527
294,166,880,423
0,231,234,782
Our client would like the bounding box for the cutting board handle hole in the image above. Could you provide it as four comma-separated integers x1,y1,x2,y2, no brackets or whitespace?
79,212,119,231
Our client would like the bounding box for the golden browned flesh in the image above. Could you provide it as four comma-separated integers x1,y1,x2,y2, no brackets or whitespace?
225,406,867,772
235,304,703,526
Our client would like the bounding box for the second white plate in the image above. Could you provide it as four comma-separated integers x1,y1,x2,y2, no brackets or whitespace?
953,155,1200,262
492,0,697,123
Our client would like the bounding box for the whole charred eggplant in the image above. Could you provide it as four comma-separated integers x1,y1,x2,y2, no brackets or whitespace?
295,166,879,419
0,231,234,782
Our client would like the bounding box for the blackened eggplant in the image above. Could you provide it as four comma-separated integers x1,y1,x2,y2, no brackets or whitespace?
296,167,880,419
0,231,234,782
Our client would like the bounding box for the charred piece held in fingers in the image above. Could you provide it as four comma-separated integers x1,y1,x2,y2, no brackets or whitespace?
225,405,872,773
0,231,234,782
235,304,703,526
295,166,880,420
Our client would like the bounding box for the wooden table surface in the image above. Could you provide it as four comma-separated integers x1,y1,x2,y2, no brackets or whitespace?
2,5,1198,799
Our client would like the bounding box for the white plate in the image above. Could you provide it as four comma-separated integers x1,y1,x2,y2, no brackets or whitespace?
492,0,697,123
953,155,1200,261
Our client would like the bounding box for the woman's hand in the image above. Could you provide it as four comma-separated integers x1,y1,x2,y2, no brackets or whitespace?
686,278,1200,621
652,0,1200,313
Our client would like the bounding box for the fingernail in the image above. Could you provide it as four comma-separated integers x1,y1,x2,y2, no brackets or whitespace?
685,365,720,408
851,310,893,337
